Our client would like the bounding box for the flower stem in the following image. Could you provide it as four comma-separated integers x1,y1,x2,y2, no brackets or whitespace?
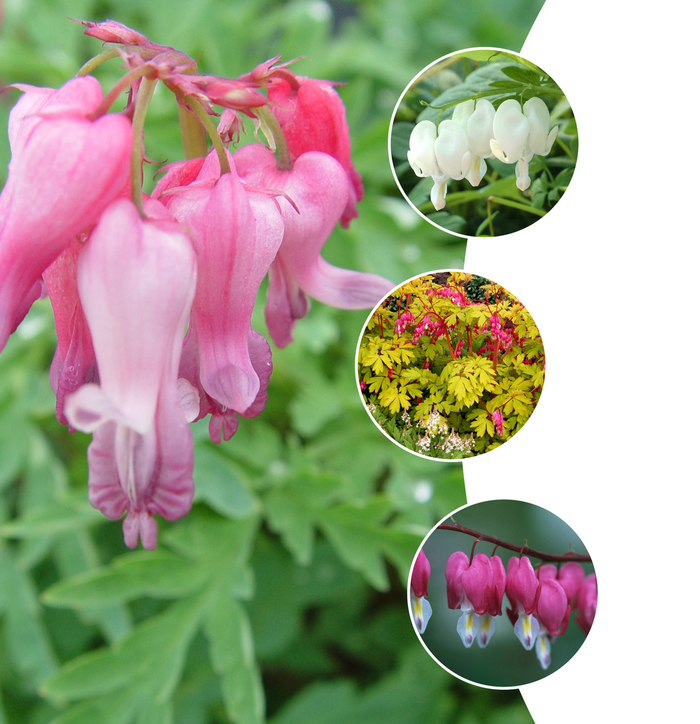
487,196,547,217
437,524,592,563
254,105,292,170
76,48,121,77
181,95,230,174
178,105,208,159
131,78,158,215
88,65,155,120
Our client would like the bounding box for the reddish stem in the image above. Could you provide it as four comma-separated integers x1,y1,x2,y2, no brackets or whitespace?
437,523,592,563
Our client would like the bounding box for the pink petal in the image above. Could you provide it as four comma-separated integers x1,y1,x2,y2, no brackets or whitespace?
0,77,132,350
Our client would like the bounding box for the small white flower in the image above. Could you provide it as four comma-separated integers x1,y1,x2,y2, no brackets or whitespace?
490,98,557,192
434,119,469,180
453,98,496,187
407,120,449,210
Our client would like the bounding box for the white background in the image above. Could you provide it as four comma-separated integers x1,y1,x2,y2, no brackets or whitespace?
462,0,697,721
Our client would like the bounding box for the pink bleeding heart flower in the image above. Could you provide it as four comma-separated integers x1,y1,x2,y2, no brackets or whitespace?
531,573,570,670
445,551,470,610
268,75,364,227
446,551,504,648
158,149,284,417
536,578,570,637
505,556,541,650
539,561,585,606
233,143,394,347
410,549,432,633
64,198,197,550
492,408,504,436
575,573,597,635
0,76,132,351
42,240,98,426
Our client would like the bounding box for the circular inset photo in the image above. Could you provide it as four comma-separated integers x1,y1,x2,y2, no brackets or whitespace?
409,500,597,688
390,48,577,237
356,270,544,460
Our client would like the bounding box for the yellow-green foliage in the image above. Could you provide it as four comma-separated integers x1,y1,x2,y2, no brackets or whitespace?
358,274,545,456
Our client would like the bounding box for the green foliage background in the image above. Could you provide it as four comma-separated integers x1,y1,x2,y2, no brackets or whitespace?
0,1,543,723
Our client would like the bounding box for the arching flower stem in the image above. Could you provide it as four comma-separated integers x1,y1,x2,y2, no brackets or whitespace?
76,48,122,77
253,105,292,170
438,523,592,563
131,77,158,214
180,95,230,175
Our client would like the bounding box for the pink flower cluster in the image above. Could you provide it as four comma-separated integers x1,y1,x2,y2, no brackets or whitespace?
0,20,394,550
411,314,444,343
395,310,415,335
505,557,596,669
428,286,466,307
414,551,597,670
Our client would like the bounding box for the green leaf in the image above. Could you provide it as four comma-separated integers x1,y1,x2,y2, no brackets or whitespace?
43,550,211,609
41,590,208,705
500,65,541,84
264,468,345,565
0,550,58,689
318,497,394,590
0,493,104,539
193,444,259,519
205,586,265,724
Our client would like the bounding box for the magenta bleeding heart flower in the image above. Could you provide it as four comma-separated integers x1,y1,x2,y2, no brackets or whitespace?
0,19,394,548
575,573,597,635
410,549,432,633
445,552,505,648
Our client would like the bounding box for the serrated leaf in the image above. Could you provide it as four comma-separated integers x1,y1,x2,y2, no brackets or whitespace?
43,550,211,609
318,498,394,590
41,590,208,705
264,469,344,565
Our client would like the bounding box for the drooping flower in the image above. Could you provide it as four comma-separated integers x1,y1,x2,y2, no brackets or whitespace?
490,97,557,192
575,573,597,635
407,120,448,210
268,75,364,227
452,98,496,186
492,409,504,436
42,240,98,426
156,149,284,417
433,119,469,181
410,549,432,633
0,76,132,351
539,561,585,606
233,143,394,347
446,552,504,648
64,198,197,550
505,556,541,650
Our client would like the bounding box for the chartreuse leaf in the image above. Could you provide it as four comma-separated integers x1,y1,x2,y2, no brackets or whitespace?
264,467,345,565
204,583,264,724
